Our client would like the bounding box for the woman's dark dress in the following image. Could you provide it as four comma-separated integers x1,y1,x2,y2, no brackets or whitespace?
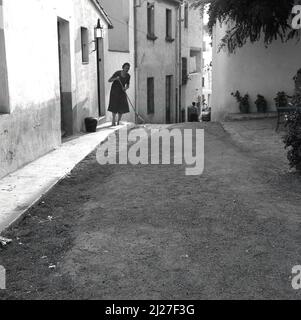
108,71,130,114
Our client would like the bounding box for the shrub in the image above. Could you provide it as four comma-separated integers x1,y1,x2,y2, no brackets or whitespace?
283,110,301,171
274,92,289,108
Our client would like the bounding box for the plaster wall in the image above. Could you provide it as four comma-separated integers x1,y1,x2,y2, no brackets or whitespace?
0,0,107,179
135,0,178,123
212,23,301,121
101,0,136,123
181,4,203,120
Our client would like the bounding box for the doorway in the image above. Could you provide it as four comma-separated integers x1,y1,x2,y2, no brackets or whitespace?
57,18,73,137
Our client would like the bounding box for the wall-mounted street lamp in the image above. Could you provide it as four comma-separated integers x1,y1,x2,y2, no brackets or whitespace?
92,19,104,53
95,19,104,40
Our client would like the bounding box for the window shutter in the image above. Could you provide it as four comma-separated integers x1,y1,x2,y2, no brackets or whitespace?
184,3,189,28
147,3,155,36
147,77,155,114
182,57,188,85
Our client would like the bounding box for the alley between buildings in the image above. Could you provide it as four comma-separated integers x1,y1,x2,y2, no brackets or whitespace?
0,122,300,300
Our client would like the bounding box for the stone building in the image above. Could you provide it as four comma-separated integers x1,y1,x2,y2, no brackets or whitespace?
181,1,204,120
0,0,113,179
134,0,182,124
201,11,212,109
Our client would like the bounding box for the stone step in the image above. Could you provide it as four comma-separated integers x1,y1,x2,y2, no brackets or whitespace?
224,112,277,122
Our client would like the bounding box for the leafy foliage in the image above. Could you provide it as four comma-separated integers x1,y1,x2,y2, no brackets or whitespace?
292,68,301,105
275,92,290,108
190,0,301,53
284,111,301,171
283,69,301,171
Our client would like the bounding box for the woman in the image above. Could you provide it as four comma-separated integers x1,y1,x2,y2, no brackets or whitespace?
108,63,131,126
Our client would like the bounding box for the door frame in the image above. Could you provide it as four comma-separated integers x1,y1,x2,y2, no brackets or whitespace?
57,17,73,137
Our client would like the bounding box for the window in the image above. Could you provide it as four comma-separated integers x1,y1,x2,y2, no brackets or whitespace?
147,77,155,114
166,9,173,41
81,27,89,64
102,0,130,52
184,3,189,28
202,77,205,87
147,3,157,40
190,49,202,73
182,57,188,85
189,56,197,74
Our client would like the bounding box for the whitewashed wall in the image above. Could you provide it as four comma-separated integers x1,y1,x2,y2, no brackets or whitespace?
101,0,136,123
0,0,108,179
212,23,301,121
181,4,203,120
135,0,178,124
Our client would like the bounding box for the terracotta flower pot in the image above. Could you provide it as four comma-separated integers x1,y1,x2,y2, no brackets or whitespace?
85,117,98,133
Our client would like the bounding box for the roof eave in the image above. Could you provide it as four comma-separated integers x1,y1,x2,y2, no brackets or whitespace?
90,0,114,29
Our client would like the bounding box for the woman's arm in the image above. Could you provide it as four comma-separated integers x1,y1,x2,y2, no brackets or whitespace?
108,72,120,83
124,75,130,91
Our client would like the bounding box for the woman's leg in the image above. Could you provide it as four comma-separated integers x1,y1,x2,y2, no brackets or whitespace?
112,113,117,126
117,113,122,125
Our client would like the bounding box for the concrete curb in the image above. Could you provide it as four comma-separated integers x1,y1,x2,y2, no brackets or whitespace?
0,122,134,234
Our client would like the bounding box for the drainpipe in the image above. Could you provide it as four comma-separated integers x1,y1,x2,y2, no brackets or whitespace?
178,1,183,123
134,0,139,124
96,37,101,117
95,19,103,118
175,4,178,123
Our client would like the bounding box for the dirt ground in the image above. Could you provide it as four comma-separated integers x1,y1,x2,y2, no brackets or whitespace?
0,121,301,300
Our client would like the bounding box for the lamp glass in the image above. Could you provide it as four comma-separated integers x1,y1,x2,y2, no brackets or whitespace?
95,26,104,39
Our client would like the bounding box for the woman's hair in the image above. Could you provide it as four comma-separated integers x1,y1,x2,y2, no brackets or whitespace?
122,63,131,69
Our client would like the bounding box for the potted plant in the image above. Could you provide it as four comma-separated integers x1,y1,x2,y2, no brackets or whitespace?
255,94,268,113
231,91,250,113
274,91,289,108
85,117,98,133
